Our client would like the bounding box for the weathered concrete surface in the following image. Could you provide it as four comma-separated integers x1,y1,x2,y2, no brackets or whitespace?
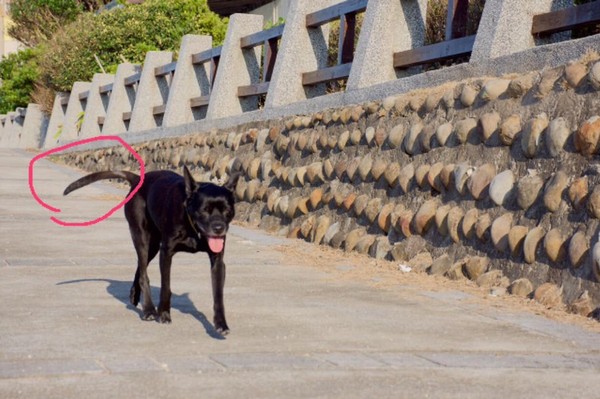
0,148,599,399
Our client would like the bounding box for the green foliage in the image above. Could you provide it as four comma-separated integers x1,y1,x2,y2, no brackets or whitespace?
38,0,228,93
0,49,41,114
8,0,84,46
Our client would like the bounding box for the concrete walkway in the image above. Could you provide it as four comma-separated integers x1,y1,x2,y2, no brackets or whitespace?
1,148,599,399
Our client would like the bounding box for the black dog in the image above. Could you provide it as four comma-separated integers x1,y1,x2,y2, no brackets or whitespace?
64,166,240,335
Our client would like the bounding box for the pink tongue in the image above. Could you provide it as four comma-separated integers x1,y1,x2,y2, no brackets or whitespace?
208,237,225,253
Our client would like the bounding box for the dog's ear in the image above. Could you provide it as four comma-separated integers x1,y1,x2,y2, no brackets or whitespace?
183,165,197,196
223,171,242,192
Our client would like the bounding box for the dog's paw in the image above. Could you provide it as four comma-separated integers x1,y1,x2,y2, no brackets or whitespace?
215,319,230,336
129,286,140,306
142,309,157,321
159,311,172,324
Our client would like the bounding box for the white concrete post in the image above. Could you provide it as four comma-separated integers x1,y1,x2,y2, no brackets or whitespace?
102,63,140,136
264,0,339,108
19,104,49,149
43,93,69,149
206,14,264,120
163,35,213,127
79,73,115,138
128,51,173,133
347,0,428,90
59,82,91,144
471,0,573,62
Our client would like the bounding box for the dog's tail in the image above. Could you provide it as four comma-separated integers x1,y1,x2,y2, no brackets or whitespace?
63,170,140,196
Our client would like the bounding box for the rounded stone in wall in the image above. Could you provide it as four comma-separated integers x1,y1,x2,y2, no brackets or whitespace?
442,88,455,109
508,278,533,297
543,170,568,213
454,117,478,144
523,226,545,264
508,225,528,257
399,163,415,194
435,204,452,236
468,163,496,200
440,163,455,189
397,209,414,238
414,164,431,189
404,122,424,155
378,202,395,233
479,111,501,145
568,230,589,269
533,283,563,309
587,184,600,219
564,61,587,88
489,170,514,207
344,228,367,252
491,213,513,252
338,130,350,150
346,157,361,181
358,155,373,182
592,240,600,282
453,163,474,196
388,123,406,149
460,84,478,107
353,194,370,217
447,207,464,244
568,176,589,209
499,114,522,146
521,113,549,159
544,228,567,262
365,198,383,224
427,162,445,192
546,117,571,157
350,128,362,145
435,122,454,147
516,174,544,210
414,199,438,235
507,72,536,98
384,162,401,187
462,208,479,239
371,158,387,181
475,213,492,242
480,79,510,101
420,124,436,152
589,61,600,90
463,256,489,281
575,116,600,156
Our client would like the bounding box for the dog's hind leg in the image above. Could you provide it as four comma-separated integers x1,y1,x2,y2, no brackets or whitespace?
210,252,229,335
130,234,160,308
157,244,174,324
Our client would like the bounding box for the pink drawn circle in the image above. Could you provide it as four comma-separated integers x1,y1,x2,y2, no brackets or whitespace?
28,135,145,227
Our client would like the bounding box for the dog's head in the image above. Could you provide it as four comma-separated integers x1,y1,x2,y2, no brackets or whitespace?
183,166,241,254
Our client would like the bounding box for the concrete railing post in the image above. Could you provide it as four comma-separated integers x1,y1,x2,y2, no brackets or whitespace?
347,0,428,90
265,0,339,108
59,82,91,144
163,35,213,127
471,0,573,62
79,73,115,138
43,93,69,149
19,104,49,149
4,112,17,147
128,51,173,133
205,14,264,120
102,63,140,136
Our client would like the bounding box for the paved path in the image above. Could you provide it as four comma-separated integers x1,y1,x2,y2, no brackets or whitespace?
1,148,599,398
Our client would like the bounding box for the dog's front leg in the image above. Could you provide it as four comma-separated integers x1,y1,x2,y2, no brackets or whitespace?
210,252,229,335
157,246,174,324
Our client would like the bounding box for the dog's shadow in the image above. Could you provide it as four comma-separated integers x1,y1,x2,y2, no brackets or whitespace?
56,278,226,340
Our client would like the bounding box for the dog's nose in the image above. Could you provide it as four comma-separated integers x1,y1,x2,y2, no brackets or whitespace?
212,222,226,235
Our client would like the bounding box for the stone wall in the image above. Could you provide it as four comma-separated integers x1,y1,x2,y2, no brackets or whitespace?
55,56,600,318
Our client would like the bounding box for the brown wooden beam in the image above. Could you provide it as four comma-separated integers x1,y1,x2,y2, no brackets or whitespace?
532,1,600,35
240,24,284,49
237,82,270,98
302,63,352,86
306,0,367,28
393,35,475,69
190,95,210,108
